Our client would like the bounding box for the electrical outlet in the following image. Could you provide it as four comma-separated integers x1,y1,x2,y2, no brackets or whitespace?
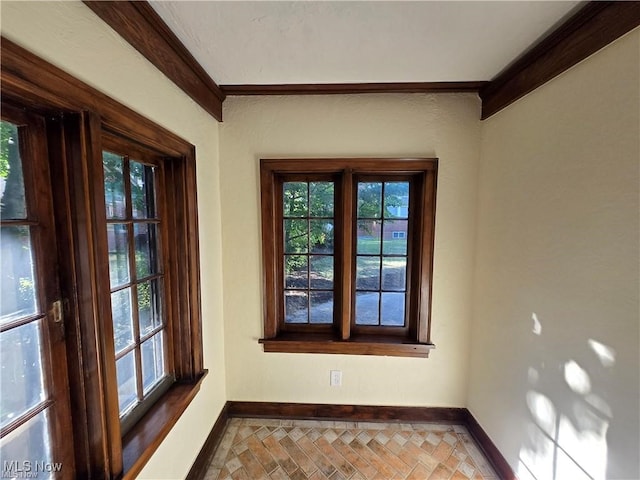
330,370,342,386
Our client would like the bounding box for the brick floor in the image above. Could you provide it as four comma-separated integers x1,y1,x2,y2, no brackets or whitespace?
204,418,498,480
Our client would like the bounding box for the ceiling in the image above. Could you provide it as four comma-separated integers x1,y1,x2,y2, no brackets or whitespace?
150,1,582,86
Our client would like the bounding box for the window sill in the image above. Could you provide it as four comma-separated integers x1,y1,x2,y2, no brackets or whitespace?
259,334,434,357
122,370,208,479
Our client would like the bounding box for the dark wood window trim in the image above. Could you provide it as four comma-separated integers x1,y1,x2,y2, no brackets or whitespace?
259,158,437,358
1,36,205,479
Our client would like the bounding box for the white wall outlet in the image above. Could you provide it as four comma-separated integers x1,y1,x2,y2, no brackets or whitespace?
330,370,342,386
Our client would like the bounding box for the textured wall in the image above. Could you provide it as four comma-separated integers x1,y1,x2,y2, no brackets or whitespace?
0,2,227,479
469,29,640,480
219,93,481,407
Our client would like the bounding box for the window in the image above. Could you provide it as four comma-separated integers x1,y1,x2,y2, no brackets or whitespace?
260,158,437,357
102,140,171,435
1,39,205,479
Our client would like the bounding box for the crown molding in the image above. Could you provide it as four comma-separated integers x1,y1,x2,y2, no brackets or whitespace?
83,1,225,122
82,1,639,122
480,1,640,119
221,82,488,96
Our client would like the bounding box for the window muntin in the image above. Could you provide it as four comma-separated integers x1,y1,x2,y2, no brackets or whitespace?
102,150,169,426
0,114,75,475
1,41,206,477
0,119,51,463
354,181,410,328
261,158,437,357
282,181,335,326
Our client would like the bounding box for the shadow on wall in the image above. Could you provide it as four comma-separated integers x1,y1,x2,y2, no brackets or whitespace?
517,313,617,480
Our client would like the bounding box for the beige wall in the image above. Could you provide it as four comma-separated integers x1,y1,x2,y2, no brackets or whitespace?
0,2,227,479
219,93,481,407
3,2,638,480
469,29,640,480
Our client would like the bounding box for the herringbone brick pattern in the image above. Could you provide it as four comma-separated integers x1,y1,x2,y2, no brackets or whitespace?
204,418,498,480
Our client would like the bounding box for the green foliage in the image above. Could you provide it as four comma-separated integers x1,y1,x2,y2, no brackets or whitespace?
357,181,407,219
283,181,409,280
0,121,26,218
0,122,16,179
103,153,154,218
283,182,335,257
18,278,35,307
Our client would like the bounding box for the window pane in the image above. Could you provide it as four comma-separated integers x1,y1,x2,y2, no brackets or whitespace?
0,409,52,476
0,226,37,324
116,350,137,416
356,256,380,290
107,223,130,288
130,161,156,219
141,333,165,394
355,292,379,325
382,257,407,291
111,288,134,354
309,182,334,217
134,222,158,279
284,219,308,253
357,182,382,218
138,279,162,336
356,220,381,254
310,292,333,324
0,321,45,428
0,121,27,220
284,255,308,289
103,151,126,219
284,291,308,324
381,292,406,326
383,181,409,219
382,220,408,255
283,182,307,217
310,220,334,254
310,256,333,289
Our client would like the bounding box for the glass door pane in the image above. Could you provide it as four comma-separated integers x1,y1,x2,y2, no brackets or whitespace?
0,116,73,478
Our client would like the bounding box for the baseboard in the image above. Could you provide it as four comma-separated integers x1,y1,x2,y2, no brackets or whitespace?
186,401,516,480
227,401,466,423
464,409,517,480
184,402,229,480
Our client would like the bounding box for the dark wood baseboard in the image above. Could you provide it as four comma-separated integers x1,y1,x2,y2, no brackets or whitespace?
227,401,465,423
184,402,230,480
186,401,516,480
464,409,517,480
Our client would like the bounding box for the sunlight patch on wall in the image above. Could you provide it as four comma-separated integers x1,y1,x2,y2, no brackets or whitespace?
587,339,616,367
526,391,556,436
564,360,591,395
519,402,605,480
531,312,542,335
518,318,613,480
